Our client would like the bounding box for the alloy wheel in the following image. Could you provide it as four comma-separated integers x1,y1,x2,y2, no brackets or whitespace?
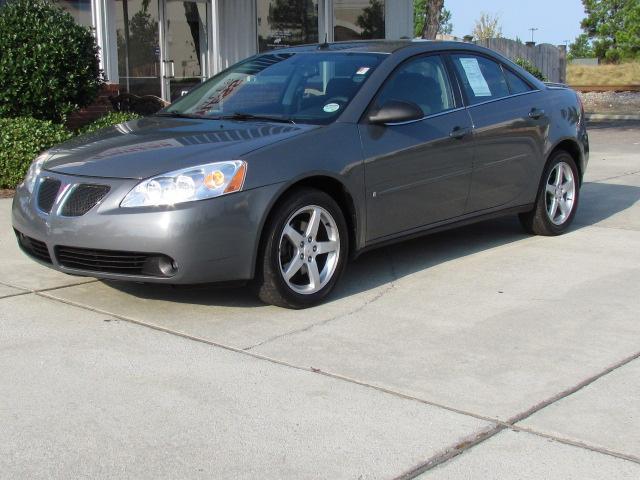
278,205,340,295
545,161,576,226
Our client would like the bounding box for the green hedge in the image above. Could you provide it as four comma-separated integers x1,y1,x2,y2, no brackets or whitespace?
0,0,103,122
514,57,548,82
1,112,146,189
79,112,141,135
0,117,72,189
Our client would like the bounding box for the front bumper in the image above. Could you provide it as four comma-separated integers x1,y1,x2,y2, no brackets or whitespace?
12,171,282,284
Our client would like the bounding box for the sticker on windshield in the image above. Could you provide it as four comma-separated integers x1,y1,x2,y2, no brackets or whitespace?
356,67,370,75
323,103,340,113
458,58,492,97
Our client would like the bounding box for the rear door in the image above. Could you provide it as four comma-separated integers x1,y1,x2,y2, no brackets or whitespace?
360,54,474,241
450,53,549,212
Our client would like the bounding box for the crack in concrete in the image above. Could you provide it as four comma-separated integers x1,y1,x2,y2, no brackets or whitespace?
243,248,399,351
509,424,640,465
0,290,31,301
26,289,640,476
586,169,640,184
0,278,98,297
395,350,640,478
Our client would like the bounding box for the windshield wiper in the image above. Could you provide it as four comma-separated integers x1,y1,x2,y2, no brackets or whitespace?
221,112,295,124
155,112,208,120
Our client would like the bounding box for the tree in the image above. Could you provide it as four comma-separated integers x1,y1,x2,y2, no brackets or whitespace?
357,0,385,39
568,33,595,60
413,0,452,39
472,12,503,41
514,57,547,81
579,0,640,62
439,8,453,35
268,0,318,45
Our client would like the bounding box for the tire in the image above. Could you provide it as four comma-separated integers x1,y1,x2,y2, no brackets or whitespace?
255,188,349,309
519,151,580,236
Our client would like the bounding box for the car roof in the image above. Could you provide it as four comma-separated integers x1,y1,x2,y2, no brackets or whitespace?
269,39,486,55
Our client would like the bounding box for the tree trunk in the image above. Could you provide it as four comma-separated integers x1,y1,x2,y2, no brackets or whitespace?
421,0,444,39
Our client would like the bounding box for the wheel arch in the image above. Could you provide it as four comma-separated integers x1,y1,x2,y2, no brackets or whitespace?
251,174,360,279
547,138,584,184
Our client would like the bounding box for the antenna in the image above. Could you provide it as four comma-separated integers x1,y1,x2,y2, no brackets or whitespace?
319,32,329,50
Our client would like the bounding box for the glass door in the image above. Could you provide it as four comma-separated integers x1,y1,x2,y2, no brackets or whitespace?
115,0,162,97
257,0,319,52
161,0,209,102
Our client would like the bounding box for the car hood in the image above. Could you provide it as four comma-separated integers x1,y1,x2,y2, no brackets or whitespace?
44,116,318,179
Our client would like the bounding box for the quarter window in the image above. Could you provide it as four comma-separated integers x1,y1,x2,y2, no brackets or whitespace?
376,55,455,117
452,55,510,105
504,68,533,95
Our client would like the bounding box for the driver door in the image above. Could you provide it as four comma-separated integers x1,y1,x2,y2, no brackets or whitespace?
359,54,475,241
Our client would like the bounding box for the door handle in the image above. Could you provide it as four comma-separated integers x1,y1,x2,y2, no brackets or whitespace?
449,126,471,139
529,108,545,119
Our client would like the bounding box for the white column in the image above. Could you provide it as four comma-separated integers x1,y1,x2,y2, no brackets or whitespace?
91,0,119,83
385,0,414,40
209,0,221,75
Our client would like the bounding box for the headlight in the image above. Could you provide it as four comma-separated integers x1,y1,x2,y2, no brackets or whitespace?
121,160,247,208
22,153,49,194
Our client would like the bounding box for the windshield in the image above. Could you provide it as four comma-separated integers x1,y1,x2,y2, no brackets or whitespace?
163,52,385,125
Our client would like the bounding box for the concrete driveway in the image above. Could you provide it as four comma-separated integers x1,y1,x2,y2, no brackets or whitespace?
1,122,639,479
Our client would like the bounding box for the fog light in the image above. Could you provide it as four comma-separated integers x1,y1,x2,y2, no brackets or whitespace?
158,256,178,276
141,255,178,277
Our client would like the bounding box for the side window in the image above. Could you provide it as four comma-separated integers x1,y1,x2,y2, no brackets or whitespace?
376,55,455,117
452,55,510,105
503,67,533,95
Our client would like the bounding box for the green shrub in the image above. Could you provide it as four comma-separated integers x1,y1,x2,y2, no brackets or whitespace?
514,57,548,81
79,111,141,135
0,0,103,122
0,117,72,188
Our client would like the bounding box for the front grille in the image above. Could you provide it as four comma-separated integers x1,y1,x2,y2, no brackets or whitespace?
54,246,176,278
37,178,61,213
55,246,150,274
60,184,110,216
15,230,52,263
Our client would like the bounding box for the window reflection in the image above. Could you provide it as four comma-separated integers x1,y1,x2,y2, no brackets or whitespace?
334,0,385,41
257,0,319,52
115,0,161,97
54,0,93,27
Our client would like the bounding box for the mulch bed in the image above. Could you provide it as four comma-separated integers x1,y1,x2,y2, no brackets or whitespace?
0,189,15,198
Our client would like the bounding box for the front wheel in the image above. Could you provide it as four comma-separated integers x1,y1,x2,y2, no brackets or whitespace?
255,188,348,309
519,151,580,236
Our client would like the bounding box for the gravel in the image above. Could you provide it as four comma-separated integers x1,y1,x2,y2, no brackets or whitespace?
578,91,640,115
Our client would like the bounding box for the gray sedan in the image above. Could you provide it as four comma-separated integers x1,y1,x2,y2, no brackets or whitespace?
12,40,589,308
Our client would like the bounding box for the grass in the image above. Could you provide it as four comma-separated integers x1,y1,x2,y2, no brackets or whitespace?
567,61,640,86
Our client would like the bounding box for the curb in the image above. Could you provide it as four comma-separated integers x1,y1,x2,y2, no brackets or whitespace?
586,113,640,121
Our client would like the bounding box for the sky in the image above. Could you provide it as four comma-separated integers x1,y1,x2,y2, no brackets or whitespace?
443,0,586,46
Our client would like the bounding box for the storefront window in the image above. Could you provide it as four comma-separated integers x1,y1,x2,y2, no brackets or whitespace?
54,0,93,27
334,0,385,41
257,0,319,52
115,0,161,97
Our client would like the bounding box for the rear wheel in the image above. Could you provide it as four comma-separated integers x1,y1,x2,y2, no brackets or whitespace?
519,151,580,236
255,188,348,308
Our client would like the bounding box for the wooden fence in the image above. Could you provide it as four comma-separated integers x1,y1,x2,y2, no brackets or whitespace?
475,38,567,83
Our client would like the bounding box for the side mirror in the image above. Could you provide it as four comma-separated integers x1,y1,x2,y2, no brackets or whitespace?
368,100,423,125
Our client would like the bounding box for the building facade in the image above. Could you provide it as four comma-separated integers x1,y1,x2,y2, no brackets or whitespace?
43,0,413,102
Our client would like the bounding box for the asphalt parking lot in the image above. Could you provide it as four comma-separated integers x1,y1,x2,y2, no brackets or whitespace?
1,121,639,479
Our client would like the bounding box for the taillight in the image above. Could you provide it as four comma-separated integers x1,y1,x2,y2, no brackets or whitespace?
575,91,584,125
